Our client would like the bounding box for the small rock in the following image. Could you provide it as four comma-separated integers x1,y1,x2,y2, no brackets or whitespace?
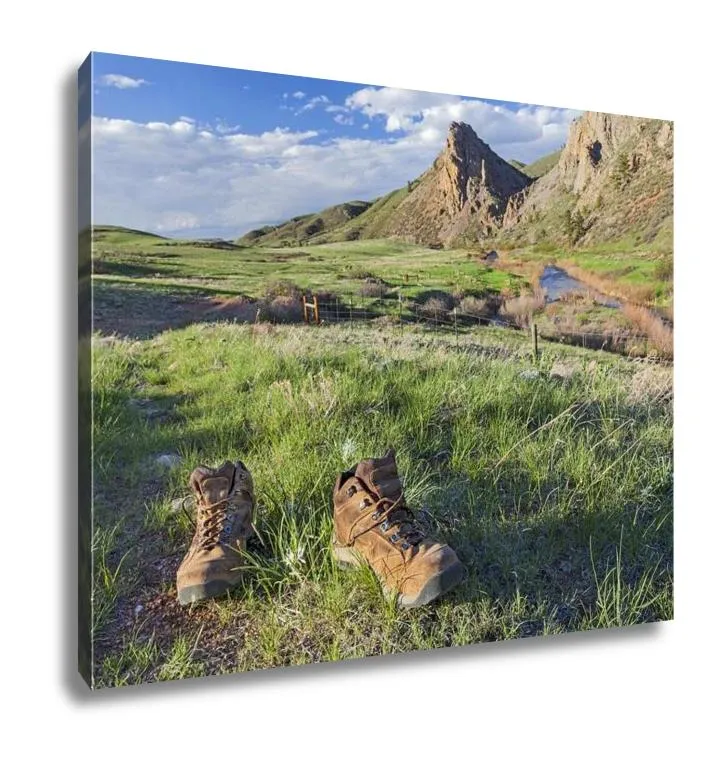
134,604,143,616
155,453,182,470
519,370,540,380
170,497,190,515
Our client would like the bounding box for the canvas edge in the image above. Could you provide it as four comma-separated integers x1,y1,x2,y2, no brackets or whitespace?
78,51,93,689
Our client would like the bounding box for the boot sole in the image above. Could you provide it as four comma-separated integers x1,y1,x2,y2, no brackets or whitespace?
177,578,241,606
332,539,465,609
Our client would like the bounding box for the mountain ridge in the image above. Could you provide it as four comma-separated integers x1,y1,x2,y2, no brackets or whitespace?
237,113,673,251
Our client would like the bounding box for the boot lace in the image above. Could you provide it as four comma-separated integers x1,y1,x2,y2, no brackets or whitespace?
197,496,236,551
370,495,425,550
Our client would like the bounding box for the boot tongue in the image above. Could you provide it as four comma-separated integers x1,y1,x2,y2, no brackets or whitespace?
355,449,403,501
190,462,236,506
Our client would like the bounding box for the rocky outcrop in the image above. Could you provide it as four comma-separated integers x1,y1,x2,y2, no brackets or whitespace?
501,112,673,246
378,122,532,245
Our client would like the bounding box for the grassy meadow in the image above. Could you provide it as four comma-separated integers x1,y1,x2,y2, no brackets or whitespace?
92,226,516,304
91,318,673,687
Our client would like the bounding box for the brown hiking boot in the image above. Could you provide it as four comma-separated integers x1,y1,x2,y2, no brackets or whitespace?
332,449,465,608
176,461,255,605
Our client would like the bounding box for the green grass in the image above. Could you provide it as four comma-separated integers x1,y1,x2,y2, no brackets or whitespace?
92,234,516,304
523,149,562,178
90,321,673,687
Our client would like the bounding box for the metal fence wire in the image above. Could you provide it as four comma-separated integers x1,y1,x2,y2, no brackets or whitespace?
292,293,668,361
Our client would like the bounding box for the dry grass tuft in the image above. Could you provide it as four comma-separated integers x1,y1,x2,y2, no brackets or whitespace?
500,290,545,327
621,303,673,359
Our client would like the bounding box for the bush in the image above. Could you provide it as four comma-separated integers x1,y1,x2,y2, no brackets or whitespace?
358,279,389,298
262,280,303,302
419,297,450,319
258,296,303,323
347,268,379,280
414,290,455,310
500,291,545,327
654,255,673,281
458,295,496,318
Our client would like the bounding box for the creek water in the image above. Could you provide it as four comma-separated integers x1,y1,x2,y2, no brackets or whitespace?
538,265,620,308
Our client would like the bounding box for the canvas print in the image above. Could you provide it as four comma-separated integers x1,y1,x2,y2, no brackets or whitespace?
77,52,673,689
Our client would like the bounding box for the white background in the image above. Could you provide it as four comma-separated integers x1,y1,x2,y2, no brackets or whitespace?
2,2,722,765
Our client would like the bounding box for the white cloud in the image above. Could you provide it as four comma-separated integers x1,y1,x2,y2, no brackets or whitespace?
333,114,354,126
325,104,349,113
97,74,150,89
215,119,241,134
344,86,579,159
91,91,578,237
292,91,306,99
296,95,330,114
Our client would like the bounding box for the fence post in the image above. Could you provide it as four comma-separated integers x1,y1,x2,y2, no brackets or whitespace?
453,307,458,342
335,297,339,323
531,322,539,362
313,295,320,325
398,292,403,333
302,296,308,324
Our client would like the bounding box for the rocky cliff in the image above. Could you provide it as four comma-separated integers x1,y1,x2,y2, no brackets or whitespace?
374,121,532,245
501,112,673,247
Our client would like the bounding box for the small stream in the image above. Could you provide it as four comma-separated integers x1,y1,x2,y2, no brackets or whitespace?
538,265,620,308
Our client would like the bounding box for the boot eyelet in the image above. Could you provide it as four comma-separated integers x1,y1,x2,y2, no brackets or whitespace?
401,541,410,550
372,511,380,521
390,533,399,543
223,524,232,535
381,521,390,532
359,498,370,510
347,485,357,497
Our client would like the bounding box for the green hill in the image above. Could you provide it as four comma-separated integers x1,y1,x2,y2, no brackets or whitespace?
523,149,562,178
237,200,371,246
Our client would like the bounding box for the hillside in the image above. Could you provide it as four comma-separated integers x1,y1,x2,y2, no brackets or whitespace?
237,200,371,246
522,149,562,178
501,113,673,248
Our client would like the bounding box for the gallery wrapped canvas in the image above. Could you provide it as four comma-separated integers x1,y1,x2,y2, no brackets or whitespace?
78,51,673,689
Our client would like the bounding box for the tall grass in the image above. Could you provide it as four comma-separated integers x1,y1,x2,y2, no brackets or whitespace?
500,289,545,327
621,303,673,359
90,322,673,686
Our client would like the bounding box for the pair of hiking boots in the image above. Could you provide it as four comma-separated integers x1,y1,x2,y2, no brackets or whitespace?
176,449,465,609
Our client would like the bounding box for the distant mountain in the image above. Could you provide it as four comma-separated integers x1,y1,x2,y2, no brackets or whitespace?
236,113,673,251
237,200,371,246
522,150,562,179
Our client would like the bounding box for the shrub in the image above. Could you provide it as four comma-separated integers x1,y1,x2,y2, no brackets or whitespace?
621,303,673,359
358,279,389,298
259,296,303,323
500,290,545,327
262,279,303,302
419,297,450,319
415,290,455,310
347,268,379,280
654,255,673,281
458,295,497,318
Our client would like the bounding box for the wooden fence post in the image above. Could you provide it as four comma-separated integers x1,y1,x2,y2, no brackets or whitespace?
313,295,320,325
531,322,539,361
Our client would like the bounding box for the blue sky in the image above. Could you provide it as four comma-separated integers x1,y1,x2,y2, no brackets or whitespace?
87,52,580,238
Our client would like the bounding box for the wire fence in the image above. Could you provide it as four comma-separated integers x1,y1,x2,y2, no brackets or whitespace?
294,294,672,364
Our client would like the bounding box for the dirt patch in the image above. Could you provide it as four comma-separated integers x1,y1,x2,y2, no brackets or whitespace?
93,282,260,339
